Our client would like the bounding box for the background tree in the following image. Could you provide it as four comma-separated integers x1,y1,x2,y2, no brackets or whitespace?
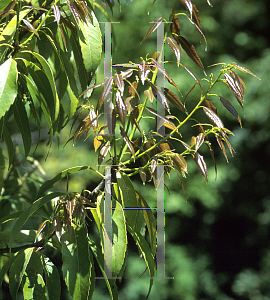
0,0,266,299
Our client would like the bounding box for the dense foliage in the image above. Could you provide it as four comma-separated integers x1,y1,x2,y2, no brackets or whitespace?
0,0,264,299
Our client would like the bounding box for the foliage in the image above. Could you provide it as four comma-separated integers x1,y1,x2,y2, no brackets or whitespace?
0,0,259,299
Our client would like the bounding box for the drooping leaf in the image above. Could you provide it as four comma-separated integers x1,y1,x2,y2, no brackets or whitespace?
145,106,176,130
138,61,151,85
219,96,242,127
13,97,32,159
130,109,143,134
203,106,224,128
2,126,14,169
126,224,155,299
164,88,187,114
115,91,127,127
178,0,193,17
224,73,244,108
37,166,98,199
9,192,64,250
120,127,135,158
97,77,113,111
192,152,208,182
170,13,180,36
9,248,35,300
53,4,66,50
166,37,181,66
22,19,39,38
231,63,260,80
61,226,92,300
185,14,207,50
111,201,127,277
146,81,170,111
98,141,111,165
78,11,102,75
171,153,188,177
141,17,164,43
0,58,17,119
114,73,124,95
176,36,205,74
204,99,217,114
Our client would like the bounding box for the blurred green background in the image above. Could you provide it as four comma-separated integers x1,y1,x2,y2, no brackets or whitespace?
3,0,270,299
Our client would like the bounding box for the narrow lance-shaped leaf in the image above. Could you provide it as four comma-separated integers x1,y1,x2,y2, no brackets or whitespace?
164,88,187,114
0,58,17,119
170,13,180,36
219,96,242,127
178,0,193,16
171,153,187,177
98,141,110,165
224,73,243,107
120,127,135,158
176,36,205,74
145,106,176,131
138,61,151,85
166,37,181,66
22,19,39,38
151,58,181,91
231,63,261,80
52,4,66,50
114,73,124,94
141,17,164,43
205,99,217,114
97,77,113,111
193,152,208,182
203,106,224,128
115,91,127,127
146,81,169,111
185,14,207,50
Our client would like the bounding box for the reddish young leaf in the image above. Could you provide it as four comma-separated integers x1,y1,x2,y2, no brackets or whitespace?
125,97,138,114
216,135,228,162
192,152,208,182
145,107,175,130
138,61,151,85
67,1,80,26
141,17,164,43
170,13,180,36
96,77,113,111
98,141,110,165
203,107,224,129
219,96,242,127
120,127,135,158
114,73,124,95
176,36,205,74
144,89,154,104
130,110,143,134
164,88,187,114
115,91,127,127
178,0,193,17
166,37,181,66
128,81,138,97
185,14,207,50
146,81,169,111
172,153,188,177
224,73,243,107
231,63,260,80
204,99,217,114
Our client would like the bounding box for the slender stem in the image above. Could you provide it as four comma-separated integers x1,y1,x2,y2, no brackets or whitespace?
121,69,224,167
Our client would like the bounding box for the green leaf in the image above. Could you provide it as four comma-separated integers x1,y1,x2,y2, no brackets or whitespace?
37,166,98,199
78,11,102,75
135,191,156,255
13,97,32,159
41,255,61,300
0,254,17,298
0,146,4,192
127,225,155,299
111,201,127,277
2,126,14,169
116,172,140,230
9,192,64,251
88,238,118,300
0,230,36,246
0,0,12,11
23,252,46,300
61,226,92,300
9,248,34,300
0,58,18,119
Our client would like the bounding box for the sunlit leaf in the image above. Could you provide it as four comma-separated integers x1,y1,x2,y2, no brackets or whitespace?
224,73,243,107
121,68,133,79
130,109,143,134
97,77,113,111
52,4,66,50
176,36,205,74
98,141,110,165
204,99,217,114
192,152,208,182
116,91,127,127
114,73,124,94
166,37,181,66
231,63,260,80
178,0,193,17
164,88,187,114
219,96,242,127
144,88,154,104
0,58,17,119
138,61,151,85
120,127,135,158
22,19,39,38
203,106,224,128
138,167,146,185
141,17,164,43
170,13,180,36
171,153,187,177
